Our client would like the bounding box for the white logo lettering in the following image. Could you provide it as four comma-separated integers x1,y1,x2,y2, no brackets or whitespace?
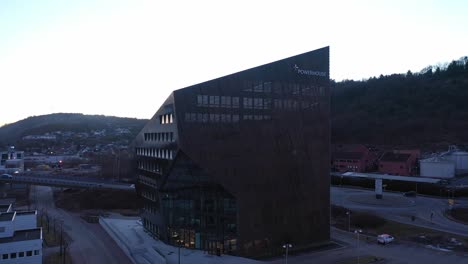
293,64,327,77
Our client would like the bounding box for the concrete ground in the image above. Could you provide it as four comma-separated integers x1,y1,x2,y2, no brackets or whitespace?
99,215,261,264
101,215,468,264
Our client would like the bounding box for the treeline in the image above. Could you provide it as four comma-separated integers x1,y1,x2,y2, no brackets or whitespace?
332,56,468,147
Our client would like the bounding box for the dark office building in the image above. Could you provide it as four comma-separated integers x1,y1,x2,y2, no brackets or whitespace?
134,47,330,257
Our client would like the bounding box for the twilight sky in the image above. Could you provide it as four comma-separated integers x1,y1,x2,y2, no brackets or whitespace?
1,0,467,126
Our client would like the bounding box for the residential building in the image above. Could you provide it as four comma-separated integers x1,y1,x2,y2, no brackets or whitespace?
378,149,420,176
0,204,42,264
134,47,330,257
332,144,378,172
0,147,24,174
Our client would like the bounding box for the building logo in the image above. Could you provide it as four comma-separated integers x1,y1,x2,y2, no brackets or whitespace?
293,64,327,77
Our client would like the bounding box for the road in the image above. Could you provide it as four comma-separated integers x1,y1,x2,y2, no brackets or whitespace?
268,228,468,264
331,186,468,237
30,185,132,264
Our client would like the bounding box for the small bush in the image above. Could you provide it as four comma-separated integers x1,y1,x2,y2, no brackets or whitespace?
352,212,386,229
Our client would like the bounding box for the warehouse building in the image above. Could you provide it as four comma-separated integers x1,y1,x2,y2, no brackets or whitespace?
420,156,455,179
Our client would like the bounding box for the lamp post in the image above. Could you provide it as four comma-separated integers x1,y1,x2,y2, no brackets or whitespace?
355,229,362,264
282,243,292,264
346,211,351,232
177,238,184,264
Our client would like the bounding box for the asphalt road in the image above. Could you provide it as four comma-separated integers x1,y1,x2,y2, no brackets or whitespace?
30,185,132,264
331,186,468,237
270,228,468,264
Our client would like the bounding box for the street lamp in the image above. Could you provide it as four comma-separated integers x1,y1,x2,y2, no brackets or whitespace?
355,229,362,264
346,211,351,232
177,238,184,264
282,243,292,264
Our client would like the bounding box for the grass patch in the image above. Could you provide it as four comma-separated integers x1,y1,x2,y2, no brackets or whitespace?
449,208,468,224
43,251,72,264
38,215,71,247
54,189,141,211
336,255,383,264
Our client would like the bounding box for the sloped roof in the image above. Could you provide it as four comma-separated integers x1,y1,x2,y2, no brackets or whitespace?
380,152,411,162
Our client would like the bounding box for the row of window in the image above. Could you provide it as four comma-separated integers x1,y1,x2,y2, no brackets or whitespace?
185,113,240,123
197,95,320,111
141,190,158,202
144,132,174,142
143,203,158,215
274,99,319,110
184,112,275,123
136,147,174,160
197,95,240,108
243,81,325,97
160,114,174,124
243,97,271,109
137,160,163,174
2,249,40,260
335,159,359,163
243,81,272,93
139,174,157,188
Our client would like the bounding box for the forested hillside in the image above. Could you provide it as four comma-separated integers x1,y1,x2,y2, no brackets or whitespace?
0,113,147,145
332,57,468,147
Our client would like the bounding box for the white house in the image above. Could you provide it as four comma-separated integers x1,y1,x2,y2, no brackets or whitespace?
0,204,42,264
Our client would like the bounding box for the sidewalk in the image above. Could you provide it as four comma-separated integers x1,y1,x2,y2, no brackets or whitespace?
99,215,262,264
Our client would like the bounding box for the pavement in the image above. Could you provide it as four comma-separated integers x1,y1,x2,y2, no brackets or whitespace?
30,185,132,264
99,215,262,264
332,186,468,237
101,215,468,264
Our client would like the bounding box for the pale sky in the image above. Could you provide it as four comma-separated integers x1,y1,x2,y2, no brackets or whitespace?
1,0,467,126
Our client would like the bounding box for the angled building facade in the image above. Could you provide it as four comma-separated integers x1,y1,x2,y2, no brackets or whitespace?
134,47,330,256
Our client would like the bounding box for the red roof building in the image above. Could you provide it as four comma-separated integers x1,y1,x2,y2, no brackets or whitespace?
378,149,420,176
332,144,378,173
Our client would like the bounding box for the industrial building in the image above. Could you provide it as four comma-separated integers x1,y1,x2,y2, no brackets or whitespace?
420,147,468,178
134,47,330,256
0,204,42,264
419,156,455,179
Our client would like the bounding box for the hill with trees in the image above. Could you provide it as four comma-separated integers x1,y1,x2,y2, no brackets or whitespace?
0,113,147,146
332,56,468,148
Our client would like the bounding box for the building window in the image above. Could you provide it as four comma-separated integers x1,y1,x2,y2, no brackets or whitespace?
26,251,32,257
160,114,174,124
19,252,24,257
243,98,253,109
34,250,40,255
2,254,8,259
209,96,220,107
221,96,231,108
253,98,263,109
10,253,16,259
232,97,240,108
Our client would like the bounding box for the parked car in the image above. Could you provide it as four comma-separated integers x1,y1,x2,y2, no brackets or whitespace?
1,174,13,179
377,234,394,245
403,191,417,197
